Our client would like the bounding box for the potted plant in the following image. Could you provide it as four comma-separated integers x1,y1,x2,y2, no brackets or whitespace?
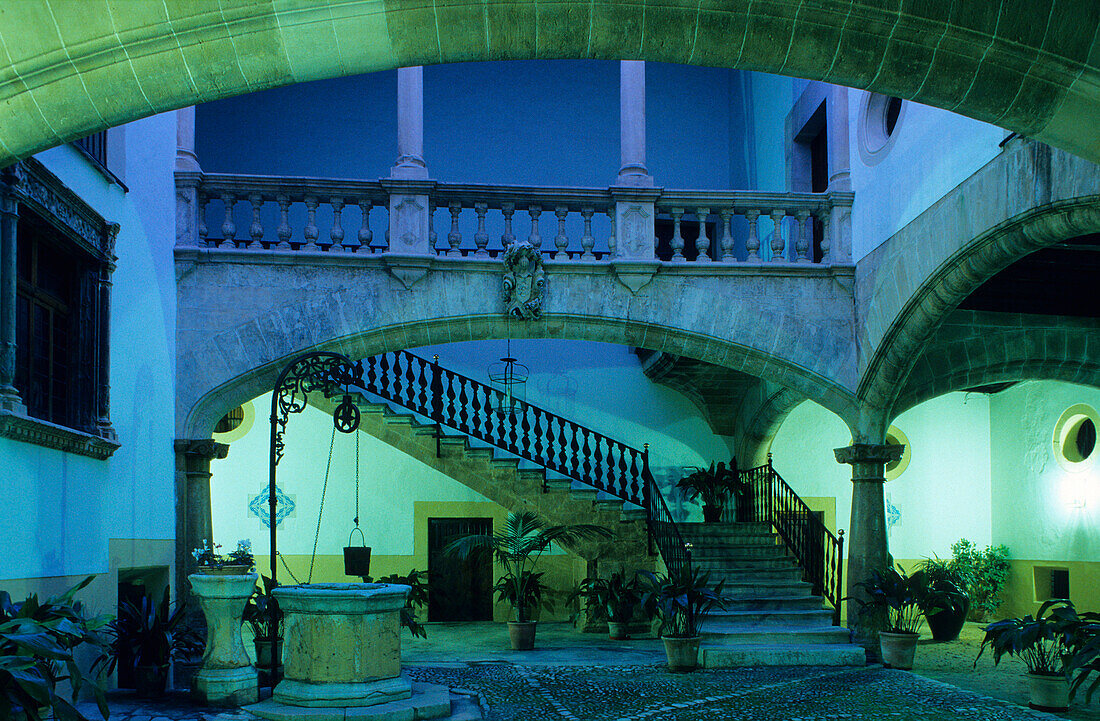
572,571,646,639
641,565,726,672
443,510,611,650
1,576,112,721
918,556,972,641
98,587,203,698
949,539,1010,621
1066,609,1100,705
676,461,742,523
848,565,945,670
242,575,282,686
373,569,429,638
976,599,1089,711
192,538,254,574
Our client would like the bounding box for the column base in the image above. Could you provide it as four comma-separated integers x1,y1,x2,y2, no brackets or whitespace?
194,665,258,707
274,675,413,708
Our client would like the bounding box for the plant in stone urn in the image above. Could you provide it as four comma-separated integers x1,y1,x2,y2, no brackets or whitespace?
847,565,950,670
571,571,647,640
443,510,611,650
192,539,254,574
675,461,742,523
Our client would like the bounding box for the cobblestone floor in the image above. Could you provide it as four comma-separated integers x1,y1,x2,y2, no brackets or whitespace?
87,664,1071,721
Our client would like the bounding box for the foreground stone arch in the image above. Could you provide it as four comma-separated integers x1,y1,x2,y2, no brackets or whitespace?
2,1,1099,166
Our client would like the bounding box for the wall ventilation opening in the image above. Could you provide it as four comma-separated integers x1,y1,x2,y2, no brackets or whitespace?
1054,404,1099,470
212,400,255,442
1034,566,1070,602
884,426,911,481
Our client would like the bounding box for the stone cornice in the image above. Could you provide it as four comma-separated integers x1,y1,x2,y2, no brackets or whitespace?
0,411,119,460
174,438,230,460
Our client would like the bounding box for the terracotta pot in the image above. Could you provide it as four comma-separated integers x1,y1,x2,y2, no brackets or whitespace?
1028,673,1069,711
608,621,631,640
133,664,168,698
508,621,537,650
878,631,919,670
662,636,701,672
702,504,722,523
925,598,970,642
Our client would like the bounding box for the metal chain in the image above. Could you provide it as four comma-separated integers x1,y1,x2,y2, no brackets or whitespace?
308,423,337,583
277,551,304,585
353,430,360,527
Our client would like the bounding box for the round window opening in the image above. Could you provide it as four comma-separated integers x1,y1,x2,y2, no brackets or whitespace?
858,93,906,166
1054,405,1099,470
215,406,245,434
212,401,255,442
884,426,911,481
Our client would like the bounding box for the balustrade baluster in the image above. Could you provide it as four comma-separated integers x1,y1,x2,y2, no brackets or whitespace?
473,202,490,257
447,201,462,257
719,208,734,261
219,193,236,248
528,205,542,253
557,419,569,473
820,207,831,264
248,193,264,250
670,208,685,262
569,425,581,479
391,353,404,401
428,201,437,251
501,202,516,248
770,208,786,262
481,385,494,440
606,208,617,258
416,357,429,414
618,446,629,498
795,209,811,262
404,354,416,408
695,207,711,262
276,194,292,249
330,198,346,252
580,208,595,259
532,407,544,461
743,209,760,262
445,373,458,431
458,379,470,433
378,353,391,397
303,196,320,251
197,192,209,246
553,206,569,259
580,429,592,485
592,434,604,488
628,450,640,500
469,377,482,426
357,199,373,253
520,402,532,458
366,356,378,394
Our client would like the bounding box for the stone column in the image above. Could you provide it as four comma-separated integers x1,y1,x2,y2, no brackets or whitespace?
617,61,653,187
0,174,24,414
174,439,230,603
834,442,903,639
189,572,259,706
94,225,118,441
175,106,203,247
826,85,851,192
392,66,428,180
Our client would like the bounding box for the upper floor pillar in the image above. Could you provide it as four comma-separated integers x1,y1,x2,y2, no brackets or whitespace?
617,60,653,188
392,66,428,180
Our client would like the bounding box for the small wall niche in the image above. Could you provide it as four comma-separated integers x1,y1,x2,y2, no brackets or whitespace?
1033,565,1070,603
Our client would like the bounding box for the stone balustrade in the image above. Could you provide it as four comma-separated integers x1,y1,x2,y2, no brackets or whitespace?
177,172,853,266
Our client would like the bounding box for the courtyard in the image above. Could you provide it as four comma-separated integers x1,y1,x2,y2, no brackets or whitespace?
80,622,1100,721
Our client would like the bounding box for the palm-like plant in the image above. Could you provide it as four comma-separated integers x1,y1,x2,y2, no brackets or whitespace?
443,511,612,623
848,566,939,634
640,565,726,638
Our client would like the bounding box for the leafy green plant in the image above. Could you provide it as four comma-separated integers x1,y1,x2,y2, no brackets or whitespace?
97,588,202,678
675,461,742,511
572,571,646,623
847,565,957,634
917,556,970,617
640,565,726,638
373,570,429,639
191,539,254,570
443,511,612,623
0,576,112,721
976,599,1086,677
1066,610,1100,703
242,575,281,640
950,539,1010,620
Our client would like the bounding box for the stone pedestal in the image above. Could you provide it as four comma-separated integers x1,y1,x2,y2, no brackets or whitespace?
273,583,410,708
189,572,258,706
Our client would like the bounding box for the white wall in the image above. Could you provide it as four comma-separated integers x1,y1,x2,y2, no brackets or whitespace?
0,114,178,581
848,94,1004,261
990,381,1100,562
770,392,992,560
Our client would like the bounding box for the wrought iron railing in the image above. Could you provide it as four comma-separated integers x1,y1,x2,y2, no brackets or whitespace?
355,350,649,507
733,456,845,625
644,462,692,577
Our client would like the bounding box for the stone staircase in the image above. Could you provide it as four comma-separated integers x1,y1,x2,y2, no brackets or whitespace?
680,522,865,667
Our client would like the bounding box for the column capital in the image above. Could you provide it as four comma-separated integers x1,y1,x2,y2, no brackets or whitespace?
833,443,903,466
175,438,230,460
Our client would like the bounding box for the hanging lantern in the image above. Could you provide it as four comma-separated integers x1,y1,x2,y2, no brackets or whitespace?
487,352,528,418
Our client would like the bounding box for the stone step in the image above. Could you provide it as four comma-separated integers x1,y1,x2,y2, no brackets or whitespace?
707,608,836,630
721,580,815,598
690,544,788,559
680,521,772,535
702,642,864,668
701,626,852,645
720,596,825,612
706,566,804,582
695,556,795,570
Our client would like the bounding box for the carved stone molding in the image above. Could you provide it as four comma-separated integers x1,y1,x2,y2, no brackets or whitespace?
502,240,545,319
0,410,120,460
174,438,230,460
610,259,659,293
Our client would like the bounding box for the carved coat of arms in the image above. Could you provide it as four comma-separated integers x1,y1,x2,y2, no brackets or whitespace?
502,240,545,319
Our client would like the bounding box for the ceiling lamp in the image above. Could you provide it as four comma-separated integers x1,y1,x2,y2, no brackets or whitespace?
487,339,528,418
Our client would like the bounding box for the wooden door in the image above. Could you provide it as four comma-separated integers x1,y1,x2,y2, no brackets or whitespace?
427,518,493,621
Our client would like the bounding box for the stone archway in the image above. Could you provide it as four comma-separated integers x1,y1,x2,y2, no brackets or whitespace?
2,1,1099,166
